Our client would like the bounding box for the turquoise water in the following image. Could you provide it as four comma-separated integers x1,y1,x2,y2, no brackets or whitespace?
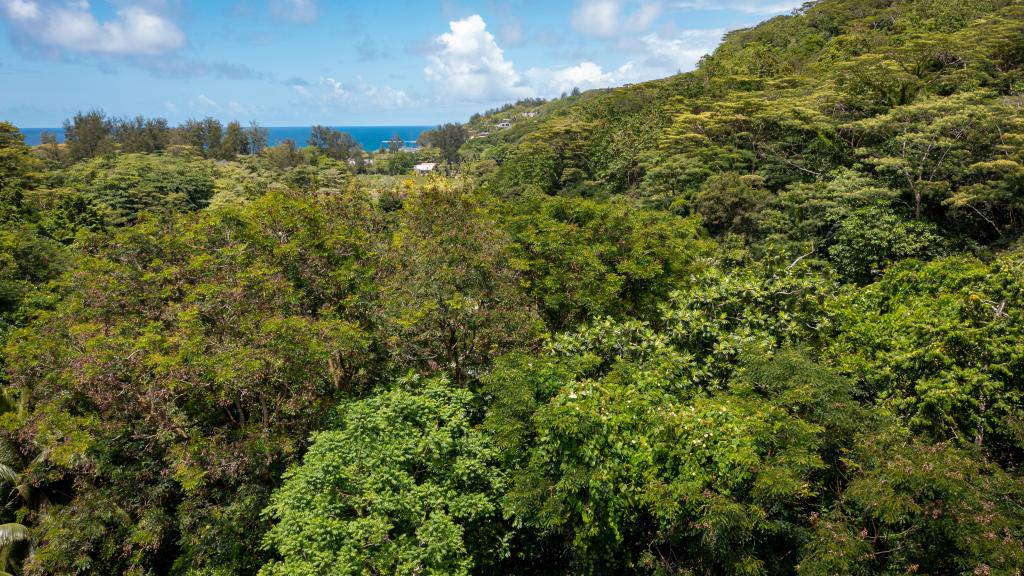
18,125,433,152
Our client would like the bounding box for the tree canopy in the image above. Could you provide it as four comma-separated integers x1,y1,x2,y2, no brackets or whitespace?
1,0,1023,574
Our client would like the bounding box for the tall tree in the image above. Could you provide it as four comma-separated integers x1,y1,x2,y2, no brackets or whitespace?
7,189,378,575
421,123,468,164
261,378,507,576
387,132,404,153
308,125,361,160
377,180,542,384
113,116,170,153
0,122,41,211
846,91,1017,220
176,117,225,158
63,110,114,161
247,121,269,154
262,139,305,170
220,120,251,159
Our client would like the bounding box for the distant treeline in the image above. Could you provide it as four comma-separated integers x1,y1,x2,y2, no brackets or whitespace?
469,97,548,123
46,110,474,171
49,110,271,161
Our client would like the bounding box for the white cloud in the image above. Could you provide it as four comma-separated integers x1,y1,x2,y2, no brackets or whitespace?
572,0,662,38
672,0,802,15
358,82,412,109
291,76,413,110
270,0,317,24
423,14,724,102
1,0,39,20
525,61,628,95
0,0,185,55
196,94,218,108
641,29,722,71
319,76,351,102
424,14,529,101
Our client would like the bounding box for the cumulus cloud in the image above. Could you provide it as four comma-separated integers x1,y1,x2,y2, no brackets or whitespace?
525,61,629,95
641,29,722,71
359,83,412,109
0,0,185,55
290,76,414,110
424,14,529,101
270,0,317,24
2,0,38,19
672,0,802,14
572,0,662,38
424,14,723,102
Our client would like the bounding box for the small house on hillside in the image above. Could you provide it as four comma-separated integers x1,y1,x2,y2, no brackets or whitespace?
496,120,512,129
414,162,437,176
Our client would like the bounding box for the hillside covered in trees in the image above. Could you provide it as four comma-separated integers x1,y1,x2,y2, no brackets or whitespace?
1,0,1023,574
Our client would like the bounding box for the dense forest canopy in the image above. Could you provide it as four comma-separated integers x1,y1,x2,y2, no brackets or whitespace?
0,0,1023,574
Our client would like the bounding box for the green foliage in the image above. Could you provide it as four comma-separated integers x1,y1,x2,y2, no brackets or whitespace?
499,194,710,329
219,121,251,159
6,189,379,574
419,123,469,164
0,123,68,346
487,341,861,574
828,254,1024,463
846,91,1024,224
62,110,115,162
0,123,41,213
373,150,418,176
657,254,837,388
800,431,1024,576
2,1,1024,575
636,153,710,209
114,116,172,154
260,377,506,576
828,205,943,283
493,118,595,196
377,179,542,384
260,140,307,171
64,153,215,226
685,173,772,237
662,89,843,189
307,126,360,161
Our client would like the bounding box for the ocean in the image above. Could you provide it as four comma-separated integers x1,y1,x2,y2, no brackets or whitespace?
17,125,434,153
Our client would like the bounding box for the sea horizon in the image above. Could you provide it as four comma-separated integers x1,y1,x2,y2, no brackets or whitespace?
17,125,436,152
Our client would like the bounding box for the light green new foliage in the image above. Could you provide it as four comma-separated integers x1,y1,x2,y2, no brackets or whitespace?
491,338,839,574
63,152,215,226
259,377,506,576
846,91,1022,220
828,252,1024,459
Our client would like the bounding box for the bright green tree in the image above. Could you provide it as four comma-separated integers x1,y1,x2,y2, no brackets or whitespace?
260,377,506,576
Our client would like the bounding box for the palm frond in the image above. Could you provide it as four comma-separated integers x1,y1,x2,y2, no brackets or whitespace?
0,466,15,487
0,524,29,548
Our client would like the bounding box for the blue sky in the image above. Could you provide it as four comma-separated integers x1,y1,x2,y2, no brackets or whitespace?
0,1,804,126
